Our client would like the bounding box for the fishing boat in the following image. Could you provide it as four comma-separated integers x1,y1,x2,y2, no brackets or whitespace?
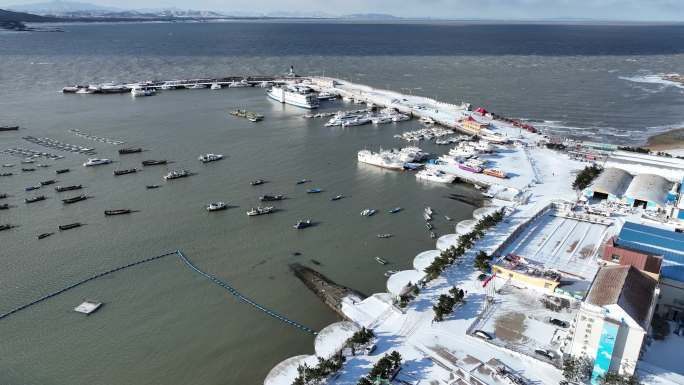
0,224,16,231
246,206,274,216
444,216,452,221
377,234,393,239
163,169,191,180
198,153,224,163
2,164,13,167
251,179,266,186
293,220,312,229
38,232,54,239
146,184,160,189
259,194,284,201
21,168,36,172
0,172,12,177
62,195,88,204
331,195,344,201
361,208,377,217
25,184,40,192
25,195,46,204
83,158,112,167
296,179,310,185
306,188,322,194
384,270,398,277
105,209,134,216
430,231,437,239
114,168,137,176
423,212,432,221
59,222,82,230
483,168,507,179
40,180,56,186
389,207,402,214
0,125,19,131
375,257,388,265
0,193,7,199
119,147,143,154
0,204,9,210
142,160,167,166
426,223,433,230
425,207,434,215
56,168,70,174
206,202,227,212
37,164,50,168
55,184,82,192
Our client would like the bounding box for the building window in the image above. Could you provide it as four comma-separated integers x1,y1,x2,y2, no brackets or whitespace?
611,254,620,262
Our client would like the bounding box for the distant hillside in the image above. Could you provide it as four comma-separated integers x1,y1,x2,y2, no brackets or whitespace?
342,13,401,20
0,8,57,30
6,0,119,15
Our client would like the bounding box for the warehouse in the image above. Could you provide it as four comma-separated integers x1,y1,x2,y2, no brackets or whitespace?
623,173,672,210
583,167,633,201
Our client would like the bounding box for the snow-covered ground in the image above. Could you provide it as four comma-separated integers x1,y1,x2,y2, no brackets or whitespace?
640,330,684,381
264,79,639,385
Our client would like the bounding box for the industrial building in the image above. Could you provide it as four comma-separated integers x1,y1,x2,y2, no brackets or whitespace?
583,168,633,202
601,222,684,321
623,173,672,210
567,265,659,382
583,168,675,211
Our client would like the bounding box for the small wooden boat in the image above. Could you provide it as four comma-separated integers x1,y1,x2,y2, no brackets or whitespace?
0,193,7,199
105,209,134,216
55,184,82,192
146,185,160,189
444,216,452,221
0,125,19,131
62,195,88,204
38,232,54,239
59,222,82,231
40,180,56,186
0,224,16,231
118,147,143,154
21,168,36,172
375,257,388,265
430,231,437,239
142,160,167,166
306,188,322,194
0,203,9,210
25,184,40,192
296,179,310,185
25,195,46,204
55,168,70,174
0,172,13,177
293,220,312,229
376,234,393,239
113,168,137,176
251,179,266,186
389,207,402,214
331,195,344,201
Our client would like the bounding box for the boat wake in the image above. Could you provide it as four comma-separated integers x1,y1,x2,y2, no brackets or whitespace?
619,73,684,90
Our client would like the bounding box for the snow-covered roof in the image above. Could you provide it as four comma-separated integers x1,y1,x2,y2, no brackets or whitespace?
413,250,441,272
314,321,360,359
263,355,319,385
436,234,459,251
386,270,426,296
588,167,633,197
624,173,671,207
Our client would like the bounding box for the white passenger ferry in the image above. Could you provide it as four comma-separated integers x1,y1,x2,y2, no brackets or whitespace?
267,85,319,109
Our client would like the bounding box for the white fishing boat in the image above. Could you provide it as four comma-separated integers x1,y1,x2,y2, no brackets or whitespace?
198,153,224,163
206,202,227,211
131,87,156,97
83,158,112,167
416,169,455,183
210,83,222,90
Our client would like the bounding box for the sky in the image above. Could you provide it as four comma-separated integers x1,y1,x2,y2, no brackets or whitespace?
2,0,684,21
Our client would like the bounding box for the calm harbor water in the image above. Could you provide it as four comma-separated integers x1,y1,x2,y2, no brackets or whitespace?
1,21,684,385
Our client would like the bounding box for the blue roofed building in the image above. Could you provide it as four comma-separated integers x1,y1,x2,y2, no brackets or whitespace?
612,222,684,321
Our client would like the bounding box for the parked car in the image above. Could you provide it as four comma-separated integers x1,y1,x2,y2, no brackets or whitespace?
549,318,569,328
364,344,377,355
473,330,493,340
534,349,555,360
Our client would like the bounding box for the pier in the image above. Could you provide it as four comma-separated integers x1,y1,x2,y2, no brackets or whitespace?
0,250,317,335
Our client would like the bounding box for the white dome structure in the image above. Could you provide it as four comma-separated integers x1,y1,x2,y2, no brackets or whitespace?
413,250,441,272
314,321,360,359
436,233,459,251
386,270,426,297
456,219,478,235
264,355,319,385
